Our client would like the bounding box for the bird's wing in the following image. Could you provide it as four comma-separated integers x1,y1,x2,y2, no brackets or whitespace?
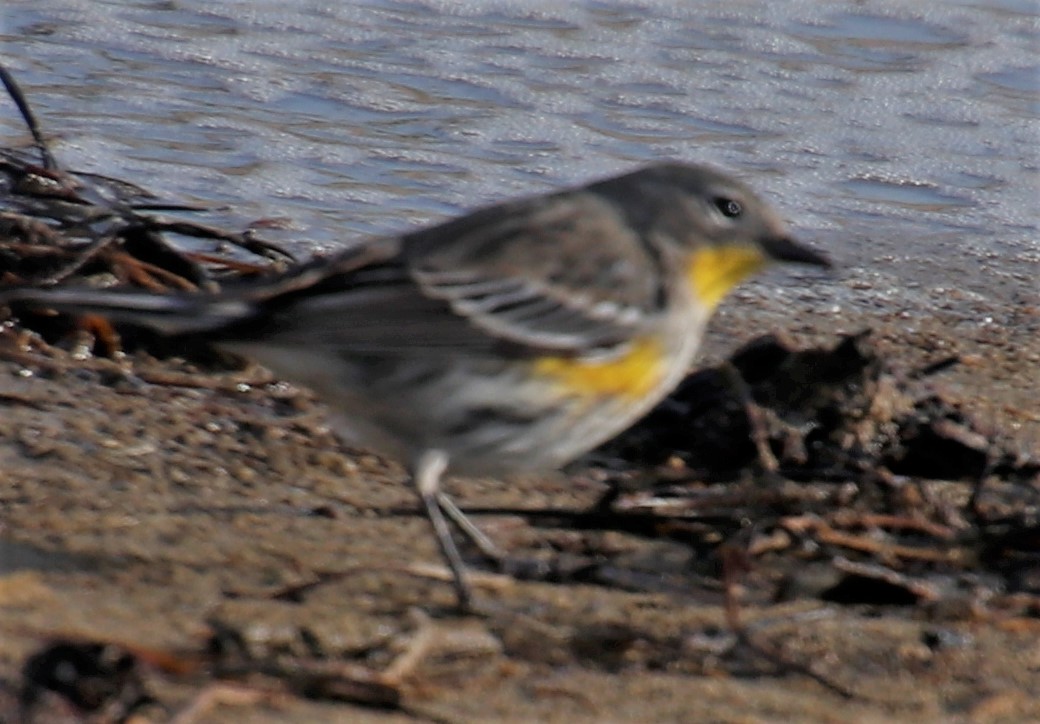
405,189,667,352
245,189,668,356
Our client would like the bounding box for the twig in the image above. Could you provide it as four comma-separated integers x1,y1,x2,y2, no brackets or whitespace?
0,63,59,171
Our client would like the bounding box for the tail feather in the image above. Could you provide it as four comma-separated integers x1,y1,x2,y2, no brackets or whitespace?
0,287,255,336
0,236,406,337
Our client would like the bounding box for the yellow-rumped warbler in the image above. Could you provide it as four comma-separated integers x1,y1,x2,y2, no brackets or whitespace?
1,162,829,609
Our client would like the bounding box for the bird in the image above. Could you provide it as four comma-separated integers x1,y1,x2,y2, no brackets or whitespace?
0,162,830,610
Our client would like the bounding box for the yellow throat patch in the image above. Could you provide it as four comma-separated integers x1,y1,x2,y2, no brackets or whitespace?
688,246,768,310
533,337,665,400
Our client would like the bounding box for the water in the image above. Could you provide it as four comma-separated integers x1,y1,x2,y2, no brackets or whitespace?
1,0,1037,322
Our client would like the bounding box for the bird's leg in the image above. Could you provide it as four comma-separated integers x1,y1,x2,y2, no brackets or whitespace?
435,491,506,561
413,449,474,611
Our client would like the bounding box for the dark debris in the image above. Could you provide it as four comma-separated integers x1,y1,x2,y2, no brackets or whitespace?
566,331,1040,610
8,628,405,723
16,640,157,724
602,331,1038,484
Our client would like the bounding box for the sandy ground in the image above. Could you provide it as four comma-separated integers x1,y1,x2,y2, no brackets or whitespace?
0,295,1038,722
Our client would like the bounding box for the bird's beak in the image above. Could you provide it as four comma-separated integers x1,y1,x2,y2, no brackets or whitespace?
761,235,831,268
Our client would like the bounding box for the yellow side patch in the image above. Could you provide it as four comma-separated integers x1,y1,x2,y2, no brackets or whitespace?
533,337,665,399
688,246,767,309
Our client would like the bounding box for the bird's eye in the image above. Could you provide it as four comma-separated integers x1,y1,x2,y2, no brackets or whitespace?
713,197,743,219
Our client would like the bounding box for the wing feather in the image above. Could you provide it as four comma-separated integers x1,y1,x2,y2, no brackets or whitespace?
404,189,666,353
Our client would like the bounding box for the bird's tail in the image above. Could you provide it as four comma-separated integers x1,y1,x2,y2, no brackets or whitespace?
0,238,403,338
0,286,255,336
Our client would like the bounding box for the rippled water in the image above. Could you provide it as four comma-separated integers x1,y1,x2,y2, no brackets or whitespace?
1,0,1037,319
